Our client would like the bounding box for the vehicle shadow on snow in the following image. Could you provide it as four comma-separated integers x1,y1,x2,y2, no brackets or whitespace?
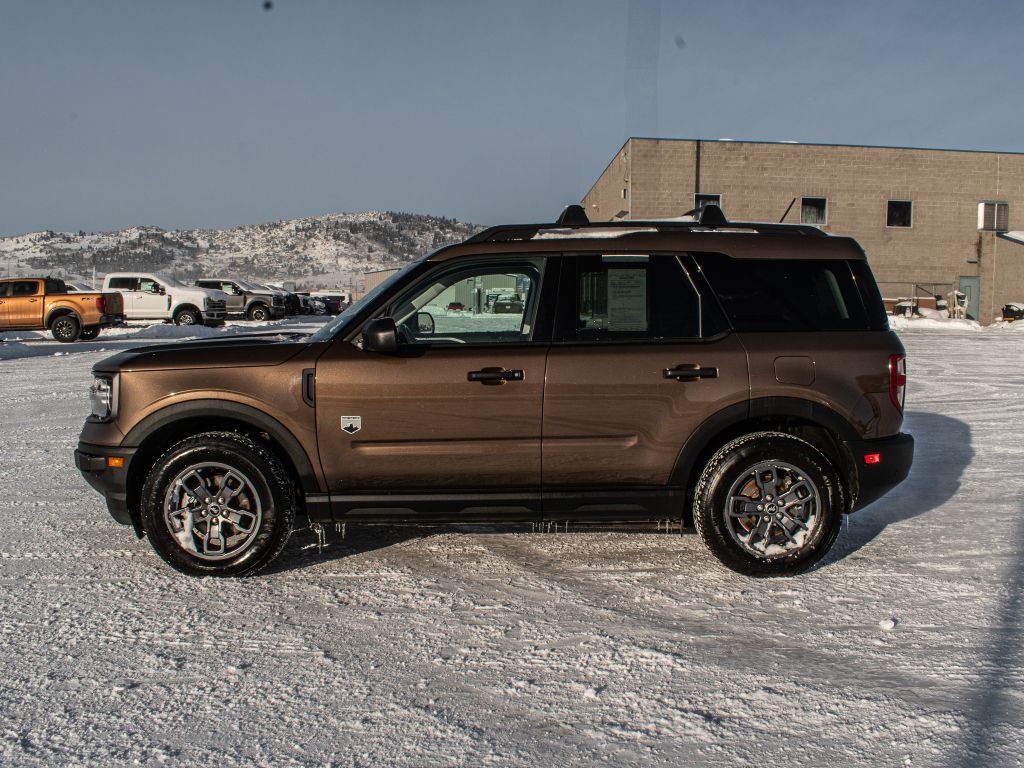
264,525,429,573
825,409,973,564
948,507,1024,767
268,410,974,575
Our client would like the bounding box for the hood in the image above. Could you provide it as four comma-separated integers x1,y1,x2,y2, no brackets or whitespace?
93,333,314,373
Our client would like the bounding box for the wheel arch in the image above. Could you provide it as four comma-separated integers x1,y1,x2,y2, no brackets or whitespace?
45,306,82,328
671,397,859,519
122,400,321,532
172,303,202,319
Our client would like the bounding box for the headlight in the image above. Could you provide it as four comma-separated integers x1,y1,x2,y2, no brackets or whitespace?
203,296,211,308
89,375,114,420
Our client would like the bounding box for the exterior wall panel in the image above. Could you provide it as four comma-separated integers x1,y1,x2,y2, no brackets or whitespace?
582,139,1024,322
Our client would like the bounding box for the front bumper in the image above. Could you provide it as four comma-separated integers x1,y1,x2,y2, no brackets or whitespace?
75,443,136,527
270,305,287,318
845,432,915,511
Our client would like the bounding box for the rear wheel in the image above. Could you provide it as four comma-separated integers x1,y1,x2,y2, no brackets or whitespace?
79,327,101,341
140,431,296,577
50,314,81,342
693,432,844,577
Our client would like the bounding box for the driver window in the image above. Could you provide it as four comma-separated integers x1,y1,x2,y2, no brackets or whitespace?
391,259,543,345
139,278,160,293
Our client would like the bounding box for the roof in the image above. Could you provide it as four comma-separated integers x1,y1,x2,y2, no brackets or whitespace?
625,136,1024,157
998,231,1024,246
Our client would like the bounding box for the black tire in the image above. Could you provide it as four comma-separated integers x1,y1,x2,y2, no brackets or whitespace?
693,431,844,577
50,314,81,342
247,303,269,321
140,431,296,577
174,308,199,326
79,327,100,341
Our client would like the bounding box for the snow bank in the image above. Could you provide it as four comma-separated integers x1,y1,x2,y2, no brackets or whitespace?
890,314,983,332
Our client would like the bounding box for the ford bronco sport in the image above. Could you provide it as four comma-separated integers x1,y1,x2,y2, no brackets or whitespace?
75,205,913,577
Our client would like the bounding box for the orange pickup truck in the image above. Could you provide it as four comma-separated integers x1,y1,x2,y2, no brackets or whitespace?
0,277,125,342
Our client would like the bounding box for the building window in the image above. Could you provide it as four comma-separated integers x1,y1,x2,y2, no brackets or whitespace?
694,193,721,213
800,197,828,225
622,187,628,199
978,201,1009,232
887,200,913,228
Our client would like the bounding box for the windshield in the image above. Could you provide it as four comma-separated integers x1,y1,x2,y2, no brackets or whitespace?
157,274,190,289
307,261,423,343
234,279,259,291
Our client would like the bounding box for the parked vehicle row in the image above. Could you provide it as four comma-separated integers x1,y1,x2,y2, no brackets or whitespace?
1,272,352,341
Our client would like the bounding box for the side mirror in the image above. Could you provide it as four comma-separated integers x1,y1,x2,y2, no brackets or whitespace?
415,311,435,335
157,285,166,295
362,317,398,354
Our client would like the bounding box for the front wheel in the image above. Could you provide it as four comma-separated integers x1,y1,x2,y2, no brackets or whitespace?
247,303,269,321
174,309,199,325
51,315,81,342
693,432,844,577
140,431,296,577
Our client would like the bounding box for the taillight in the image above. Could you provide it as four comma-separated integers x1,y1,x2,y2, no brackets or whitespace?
95,295,105,313
889,354,906,412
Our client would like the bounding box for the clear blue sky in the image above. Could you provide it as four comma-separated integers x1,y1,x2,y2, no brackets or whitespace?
2,0,1021,235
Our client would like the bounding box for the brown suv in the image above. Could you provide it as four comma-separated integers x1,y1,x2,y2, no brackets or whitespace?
75,205,913,577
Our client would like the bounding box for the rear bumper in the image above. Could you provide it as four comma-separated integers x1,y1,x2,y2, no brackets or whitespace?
97,314,126,327
75,443,136,526
845,432,915,511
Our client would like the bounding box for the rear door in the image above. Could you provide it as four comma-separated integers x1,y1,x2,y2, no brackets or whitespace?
541,253,748,517
107,276,141,316
314,255,556,519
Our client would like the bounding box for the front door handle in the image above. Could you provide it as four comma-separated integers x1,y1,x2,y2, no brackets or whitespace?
664,363,718,381
468,367,525,385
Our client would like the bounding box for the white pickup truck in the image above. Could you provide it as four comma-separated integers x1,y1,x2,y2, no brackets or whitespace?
102,272,228,326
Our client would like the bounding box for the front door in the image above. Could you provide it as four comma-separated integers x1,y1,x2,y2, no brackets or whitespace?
542,253,748,516
7,279,44,327
315,256,553,519
134,277,169,319
959,275,980,320
218,282,245,313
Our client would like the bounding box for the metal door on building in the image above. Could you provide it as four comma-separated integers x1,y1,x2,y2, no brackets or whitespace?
959,276,980,320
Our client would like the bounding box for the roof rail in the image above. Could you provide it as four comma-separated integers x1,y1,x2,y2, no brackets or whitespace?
466,203,828,243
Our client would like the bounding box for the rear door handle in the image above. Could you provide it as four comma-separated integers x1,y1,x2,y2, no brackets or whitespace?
664,363,718,381
468,367,525,385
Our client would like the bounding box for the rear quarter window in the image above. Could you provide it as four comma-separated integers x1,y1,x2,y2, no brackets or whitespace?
693,253,876,332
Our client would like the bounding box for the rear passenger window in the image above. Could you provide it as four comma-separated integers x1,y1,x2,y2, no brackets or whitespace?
693,253,870,331
575,254,699,341
11,281,39,297
108,277,138,290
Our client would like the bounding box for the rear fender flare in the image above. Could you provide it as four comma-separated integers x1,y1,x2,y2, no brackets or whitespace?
670,397,858,489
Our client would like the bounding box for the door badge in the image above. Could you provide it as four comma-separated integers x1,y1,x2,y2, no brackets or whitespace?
341,416,362,434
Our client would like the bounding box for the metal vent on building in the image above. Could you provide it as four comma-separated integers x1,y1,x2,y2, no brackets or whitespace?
978,201,1009,232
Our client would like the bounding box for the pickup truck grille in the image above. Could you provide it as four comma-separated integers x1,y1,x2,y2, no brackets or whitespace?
206,300,226,312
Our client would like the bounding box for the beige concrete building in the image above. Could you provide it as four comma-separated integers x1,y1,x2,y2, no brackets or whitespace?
582,138,1024,322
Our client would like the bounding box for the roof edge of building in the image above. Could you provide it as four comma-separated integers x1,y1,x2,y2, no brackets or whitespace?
625,136,1024,157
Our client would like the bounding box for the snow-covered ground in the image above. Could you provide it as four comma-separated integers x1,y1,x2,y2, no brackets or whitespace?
1,322,1023,765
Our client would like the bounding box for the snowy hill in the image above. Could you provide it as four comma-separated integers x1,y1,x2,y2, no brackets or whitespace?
0,211,483,290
